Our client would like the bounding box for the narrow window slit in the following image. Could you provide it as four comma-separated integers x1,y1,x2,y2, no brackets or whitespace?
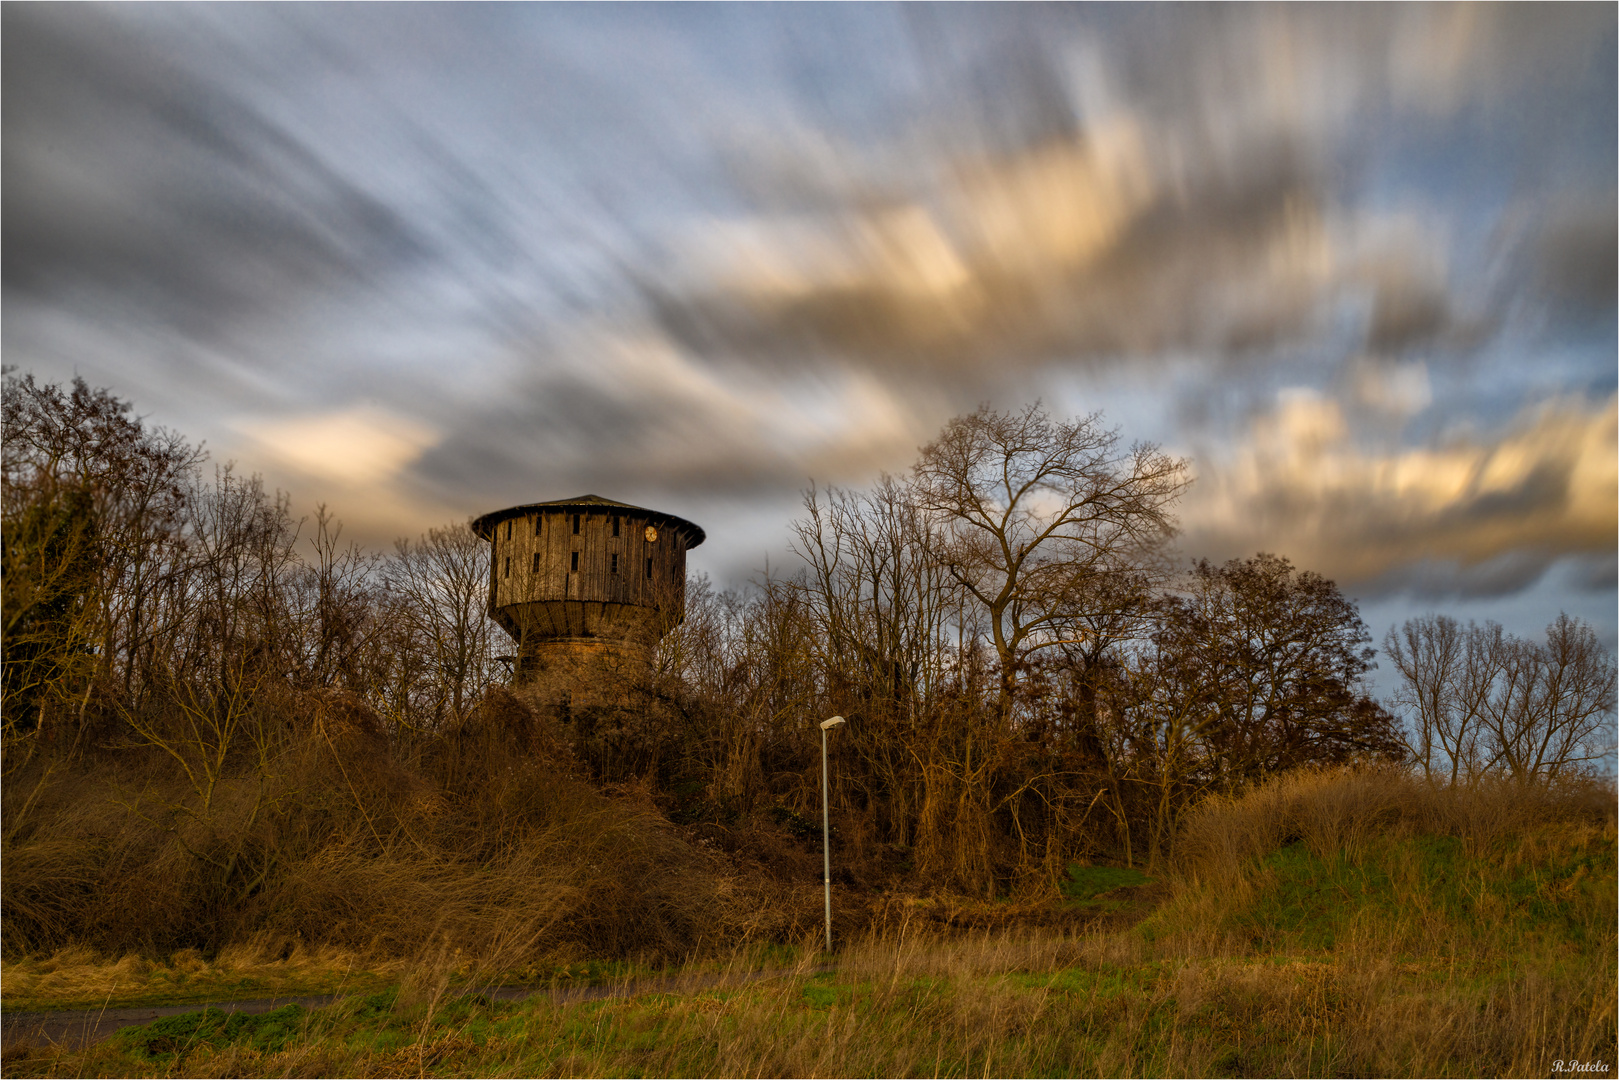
571,551,579,572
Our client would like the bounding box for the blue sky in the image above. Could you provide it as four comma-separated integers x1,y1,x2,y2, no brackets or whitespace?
4,3,1614,651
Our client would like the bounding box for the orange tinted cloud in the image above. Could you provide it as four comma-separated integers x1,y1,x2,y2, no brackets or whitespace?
1183,394,1617,595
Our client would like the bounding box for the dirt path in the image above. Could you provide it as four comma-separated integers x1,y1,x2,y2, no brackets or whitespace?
0,966,822,1052
1,994,344,1053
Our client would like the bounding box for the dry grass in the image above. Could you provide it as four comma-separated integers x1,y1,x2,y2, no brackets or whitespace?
1175,766,1614,880
8,767,1613,1078
12,918,1612,1077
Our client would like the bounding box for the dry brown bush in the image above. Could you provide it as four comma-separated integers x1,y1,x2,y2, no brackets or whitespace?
1,687,820,968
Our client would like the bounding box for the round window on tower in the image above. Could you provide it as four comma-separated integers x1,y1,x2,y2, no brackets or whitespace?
644,525,659,542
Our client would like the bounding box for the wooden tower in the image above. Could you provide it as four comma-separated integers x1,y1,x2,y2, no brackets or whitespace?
472,495,705,687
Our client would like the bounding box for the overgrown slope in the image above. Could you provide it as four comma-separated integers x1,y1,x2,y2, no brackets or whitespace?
9,768,1613,1078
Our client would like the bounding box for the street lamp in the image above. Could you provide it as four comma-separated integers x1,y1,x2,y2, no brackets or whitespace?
820,715,846,952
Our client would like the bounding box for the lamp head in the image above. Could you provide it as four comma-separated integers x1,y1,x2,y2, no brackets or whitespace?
819,716,846,731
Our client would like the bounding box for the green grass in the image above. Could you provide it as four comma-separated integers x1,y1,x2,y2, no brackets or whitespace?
111,1004,314,1064
20,910,1605,1080
1062,863,1156,901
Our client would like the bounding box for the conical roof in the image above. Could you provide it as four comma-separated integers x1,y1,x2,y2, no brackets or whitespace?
471,495,705,547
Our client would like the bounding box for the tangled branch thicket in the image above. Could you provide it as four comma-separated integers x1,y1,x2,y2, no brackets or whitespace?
3,374,1613,964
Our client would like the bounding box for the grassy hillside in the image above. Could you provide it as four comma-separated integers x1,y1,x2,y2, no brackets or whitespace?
7,767,1612,1078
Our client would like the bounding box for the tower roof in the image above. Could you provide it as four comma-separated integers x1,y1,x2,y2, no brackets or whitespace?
471,494,705,548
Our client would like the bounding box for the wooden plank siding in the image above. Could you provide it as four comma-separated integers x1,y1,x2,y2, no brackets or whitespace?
490,509,688,633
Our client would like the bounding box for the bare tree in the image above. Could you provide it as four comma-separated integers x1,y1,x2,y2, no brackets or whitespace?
1516,614,1618,781
790,479,963,852
286,505,383,690
910,402,1187,717
177,468,298,686
1478,615,1615,784
791,478,955,723
1384,614,1485,783
386,522,503,730
1387,614,1615,786
1098,648,1220,866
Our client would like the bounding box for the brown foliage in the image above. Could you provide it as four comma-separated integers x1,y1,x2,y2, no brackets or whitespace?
1147,553,1405,789
0,687,817,965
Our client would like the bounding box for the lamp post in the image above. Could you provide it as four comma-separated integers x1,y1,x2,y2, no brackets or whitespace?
820,715,845,952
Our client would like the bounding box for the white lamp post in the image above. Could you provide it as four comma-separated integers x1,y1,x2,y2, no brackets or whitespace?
819,715,846,952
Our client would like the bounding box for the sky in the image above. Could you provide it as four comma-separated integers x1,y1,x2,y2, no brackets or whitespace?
4,3,1616,654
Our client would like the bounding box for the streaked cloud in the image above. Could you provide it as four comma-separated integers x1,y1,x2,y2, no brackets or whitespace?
1,3,1612,639
1183,393,1618,597
649,5,1610,380
411,329,938,506
1345,358,1434,419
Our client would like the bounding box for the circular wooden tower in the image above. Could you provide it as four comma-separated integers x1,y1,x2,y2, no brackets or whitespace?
471,495,705,685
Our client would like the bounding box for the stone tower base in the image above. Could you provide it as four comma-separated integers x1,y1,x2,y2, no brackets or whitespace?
517,638,650,716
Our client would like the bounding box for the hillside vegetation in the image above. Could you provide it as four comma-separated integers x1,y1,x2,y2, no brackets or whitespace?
6,768,1612,1078
3,685,825,969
